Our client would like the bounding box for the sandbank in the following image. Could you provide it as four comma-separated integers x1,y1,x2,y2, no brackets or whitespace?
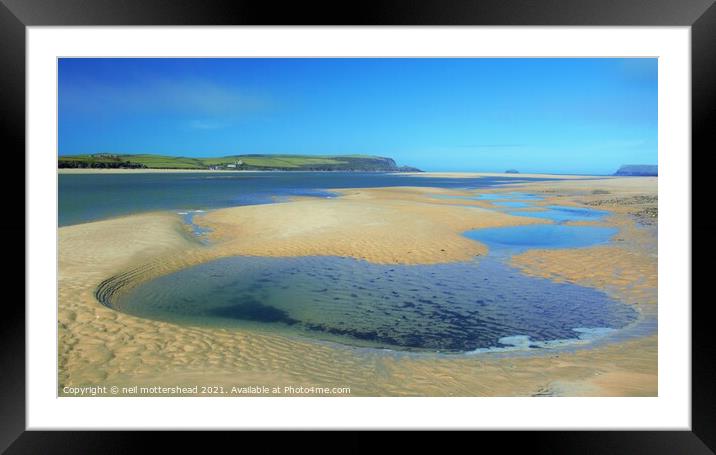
58,176,657,396
401,171,611,180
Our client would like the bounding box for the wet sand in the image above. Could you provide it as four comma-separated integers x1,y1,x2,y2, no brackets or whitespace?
401,171,607,180
58,176,657,396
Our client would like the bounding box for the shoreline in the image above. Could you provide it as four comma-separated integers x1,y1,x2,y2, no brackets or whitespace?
59,168,616,178
400,171,615,180
59,168,284,174
58,176,657,396
58,168,426,175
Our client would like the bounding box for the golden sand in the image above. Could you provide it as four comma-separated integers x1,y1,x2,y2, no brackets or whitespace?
58,178,657,396
401,171,607,180
197,187,548,265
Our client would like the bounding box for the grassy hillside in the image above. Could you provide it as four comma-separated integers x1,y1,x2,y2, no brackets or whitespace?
58,153,422,172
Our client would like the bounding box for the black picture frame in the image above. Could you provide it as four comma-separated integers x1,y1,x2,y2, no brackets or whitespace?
5,0,713,451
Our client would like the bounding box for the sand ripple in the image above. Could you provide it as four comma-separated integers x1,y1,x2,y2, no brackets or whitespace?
58,185,657,396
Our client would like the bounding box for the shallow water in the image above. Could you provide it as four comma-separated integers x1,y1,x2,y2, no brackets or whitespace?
178,210,212,243
464,225,618,255
476,192,545,201
507,205,609,223
115,255,637,353
431,191,545,203
103,186,641,354
492,201,532,208
460,197,615,255
59,172,555,226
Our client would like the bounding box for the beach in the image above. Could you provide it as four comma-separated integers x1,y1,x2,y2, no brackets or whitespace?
58,174,657,396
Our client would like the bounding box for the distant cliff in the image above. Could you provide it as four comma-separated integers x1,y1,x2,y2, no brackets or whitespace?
59,153,422,172
614,165,658,176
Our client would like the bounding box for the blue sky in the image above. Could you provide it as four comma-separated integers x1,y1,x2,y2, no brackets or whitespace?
58,58,657,174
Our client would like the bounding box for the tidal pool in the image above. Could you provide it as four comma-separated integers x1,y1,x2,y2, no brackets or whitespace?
114,255,637,353
464,196,615,253
506,205,609,223
178,210,212,242
464,225,618,255
111,191,634,354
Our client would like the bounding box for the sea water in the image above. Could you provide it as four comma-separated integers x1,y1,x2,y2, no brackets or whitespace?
59,172,555,226
97,185,643,354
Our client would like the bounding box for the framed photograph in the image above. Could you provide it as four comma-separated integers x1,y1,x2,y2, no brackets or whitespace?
6,0,713,450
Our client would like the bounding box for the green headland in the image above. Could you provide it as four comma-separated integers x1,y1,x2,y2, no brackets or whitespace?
58,153,422,172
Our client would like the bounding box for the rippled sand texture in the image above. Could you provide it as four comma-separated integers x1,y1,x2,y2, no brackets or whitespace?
197,189,547,264
58,179,657,396
503,177,658,308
